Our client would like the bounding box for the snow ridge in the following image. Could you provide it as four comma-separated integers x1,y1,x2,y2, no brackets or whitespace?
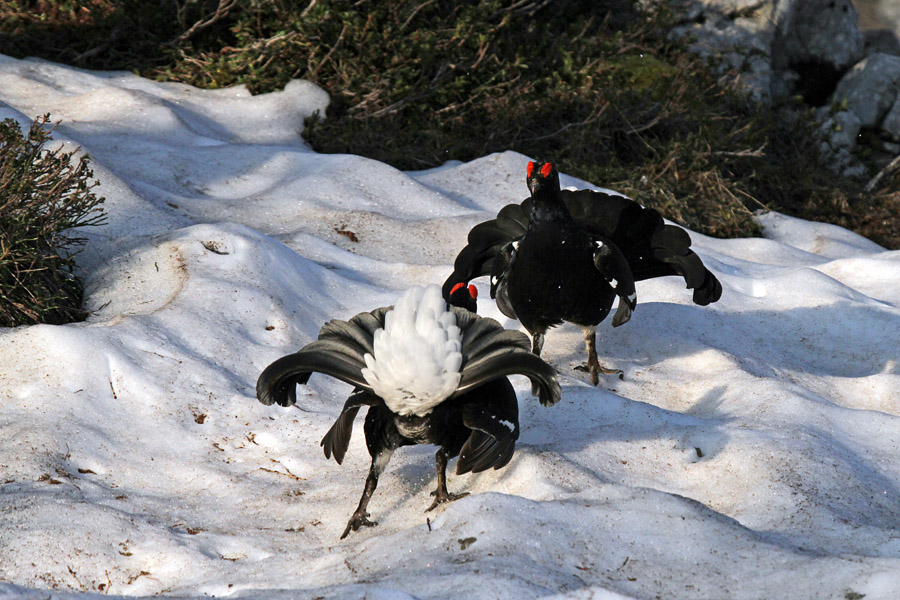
361,285,463,416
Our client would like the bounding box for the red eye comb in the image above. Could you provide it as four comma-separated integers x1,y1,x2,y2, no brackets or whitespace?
541,163,553,177
450,282,466,296
526,161,534,177
468,284,478,299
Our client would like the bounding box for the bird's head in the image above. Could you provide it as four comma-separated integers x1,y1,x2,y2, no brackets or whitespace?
447,281,478,313
526,161,560,197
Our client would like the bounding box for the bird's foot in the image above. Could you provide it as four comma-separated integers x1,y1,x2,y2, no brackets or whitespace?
574,361,623,384
426,489,470,512
340,511,377,539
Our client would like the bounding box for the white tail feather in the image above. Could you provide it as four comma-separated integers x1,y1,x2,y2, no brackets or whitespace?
361,285,463,416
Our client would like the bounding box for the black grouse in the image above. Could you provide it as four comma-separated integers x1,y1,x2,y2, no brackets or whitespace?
447,281,478,313
256,284,560,539
442,161,722,384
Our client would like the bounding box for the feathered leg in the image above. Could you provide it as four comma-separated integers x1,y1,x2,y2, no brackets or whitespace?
527,332,547,396
341,448,393,539
531,332,545,356
427,448,469,511
576,326,621,384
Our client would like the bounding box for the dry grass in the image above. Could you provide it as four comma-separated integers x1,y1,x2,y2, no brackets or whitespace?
0,0,897,250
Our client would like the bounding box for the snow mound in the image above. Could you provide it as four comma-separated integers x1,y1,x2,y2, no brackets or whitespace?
1,54,900,600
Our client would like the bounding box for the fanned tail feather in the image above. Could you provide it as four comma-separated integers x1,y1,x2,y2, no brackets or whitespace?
444,186,721,309
562,189,722,305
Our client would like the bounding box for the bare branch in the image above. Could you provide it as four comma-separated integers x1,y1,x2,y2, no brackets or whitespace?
310,23,349,77
172,0,239,45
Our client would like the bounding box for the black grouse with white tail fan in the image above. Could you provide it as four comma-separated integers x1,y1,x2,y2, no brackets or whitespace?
442,161,722,384
256,285,560,538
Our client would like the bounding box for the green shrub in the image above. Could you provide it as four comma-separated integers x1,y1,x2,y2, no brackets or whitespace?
0,115,105,327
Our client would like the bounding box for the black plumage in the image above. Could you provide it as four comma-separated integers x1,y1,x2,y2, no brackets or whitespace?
442,161,722,384
256,290,560,538
447,281,478,313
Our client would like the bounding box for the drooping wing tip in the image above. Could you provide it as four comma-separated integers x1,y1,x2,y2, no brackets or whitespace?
256,354,307,407
535,375,562,407
693,271,723,306
611,300,633,328
255,347,372,409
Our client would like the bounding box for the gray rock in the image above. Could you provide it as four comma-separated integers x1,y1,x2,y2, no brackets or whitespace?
772,0,865,73
864,29,900,57
883,96,900,140
842,162,869,179
668,0,778,100
832,53,900,128
815,109,867,176
820,110,863,151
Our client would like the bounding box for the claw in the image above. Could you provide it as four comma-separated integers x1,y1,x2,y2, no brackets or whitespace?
575,360,622,385
340,511,378,539
426,490,469,512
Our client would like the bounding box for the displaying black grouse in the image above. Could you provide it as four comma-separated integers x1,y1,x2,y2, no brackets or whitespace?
442,161,722,384
447,281,478,313
256,285,560,539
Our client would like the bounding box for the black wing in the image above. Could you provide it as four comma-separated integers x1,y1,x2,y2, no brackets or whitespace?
457,378,520,475
450,308,561,407
442,204,529,303
592,236,637,328
320,389,382,465
256,308,391,407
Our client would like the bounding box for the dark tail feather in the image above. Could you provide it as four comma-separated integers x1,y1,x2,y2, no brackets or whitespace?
457,431,516,475
321,405,361,465
649,226,722,305
455,350,560,407
693,268,723,306
559,189,722,305
321,390,380,465
256,354,313,407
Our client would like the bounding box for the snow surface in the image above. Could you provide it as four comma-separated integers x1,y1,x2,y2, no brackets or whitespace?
2,54,900,599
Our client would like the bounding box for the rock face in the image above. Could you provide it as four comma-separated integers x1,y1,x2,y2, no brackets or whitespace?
833,53,900,129
667,0,900,177
668,0,778,101
669,0,866,103
771,0,866,104
884,97,900,140
772,0,865,72
817,110,866,177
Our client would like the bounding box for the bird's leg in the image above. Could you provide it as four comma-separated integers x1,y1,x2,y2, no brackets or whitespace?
529,332,547,396
575,327,622,384
426,448,469,512
531,332,545,356
341,448,393,539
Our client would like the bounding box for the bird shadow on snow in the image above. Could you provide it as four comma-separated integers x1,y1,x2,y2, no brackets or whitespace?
368,384,735,509
481,296,899,468
519,382,734,461
595,300,900,380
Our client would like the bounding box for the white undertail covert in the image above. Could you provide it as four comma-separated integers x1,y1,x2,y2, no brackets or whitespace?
361,285,463,416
